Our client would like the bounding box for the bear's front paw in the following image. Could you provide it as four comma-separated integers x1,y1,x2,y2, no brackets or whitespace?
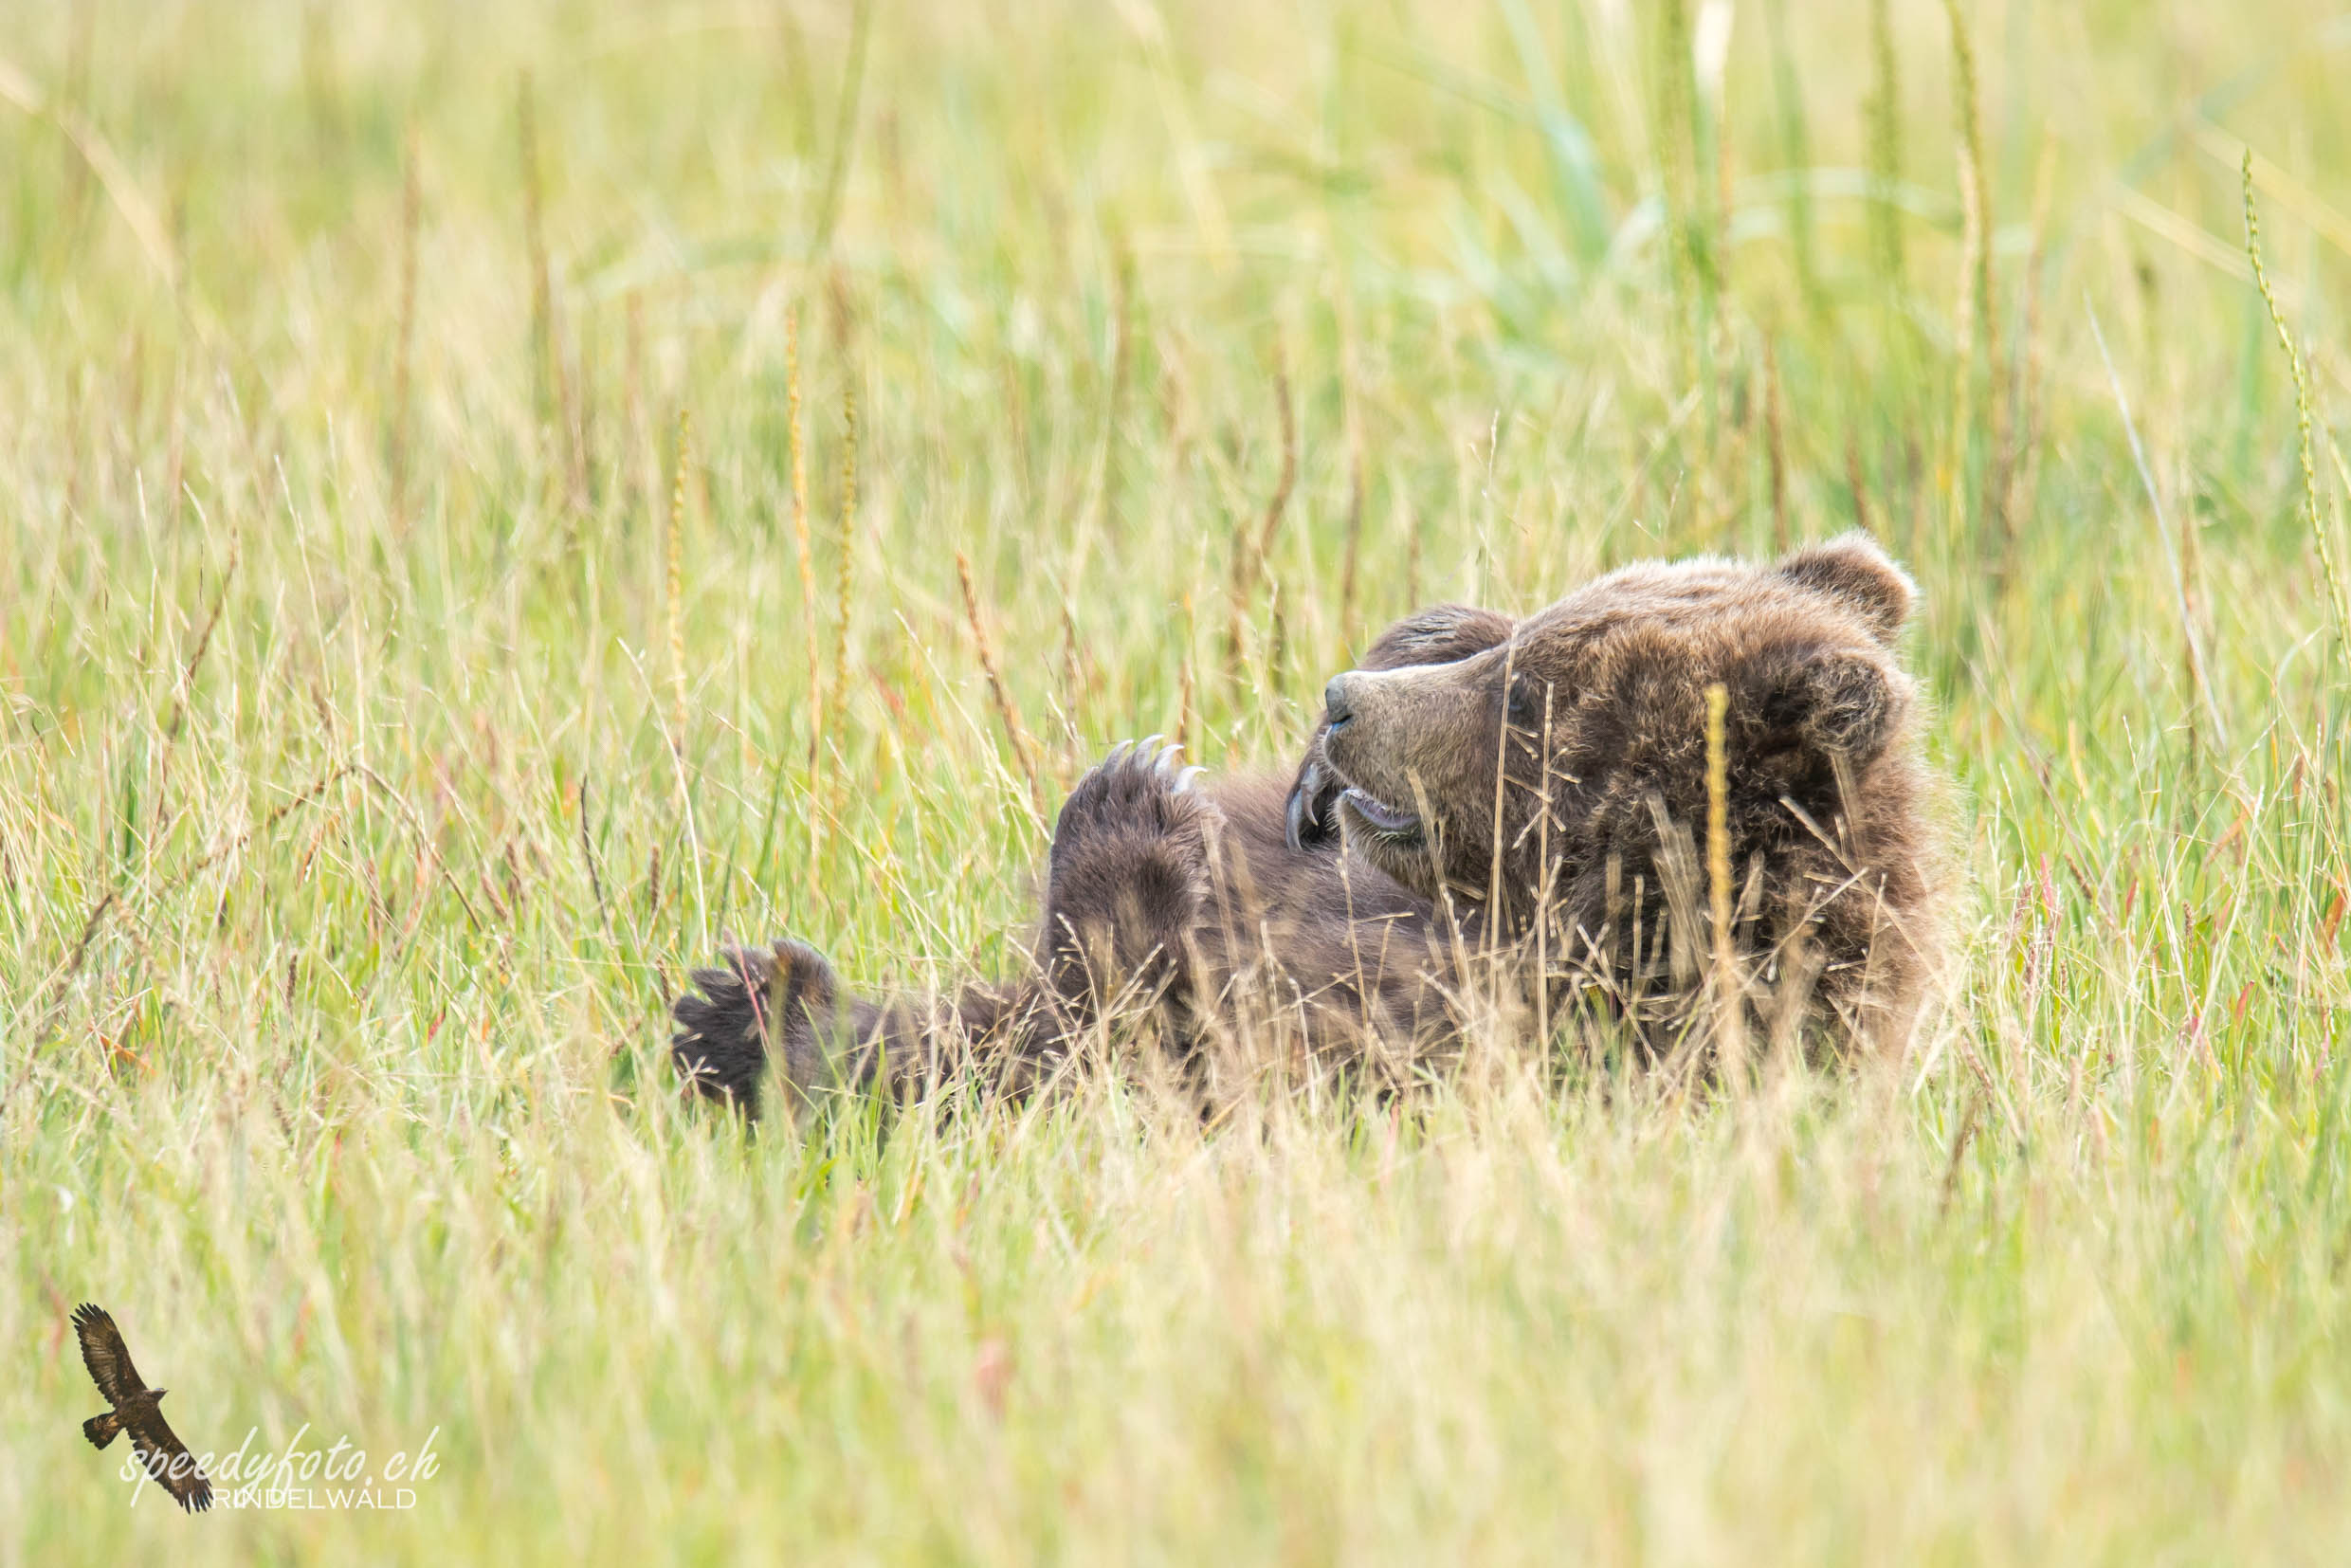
1044,738,1222,1003
1050,737,1213,872
670,938,843,1117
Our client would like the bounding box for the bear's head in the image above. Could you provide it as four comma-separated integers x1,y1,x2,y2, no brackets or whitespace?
1287,536,1930,1020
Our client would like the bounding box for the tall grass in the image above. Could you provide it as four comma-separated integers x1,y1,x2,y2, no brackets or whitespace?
4,0,2351,1560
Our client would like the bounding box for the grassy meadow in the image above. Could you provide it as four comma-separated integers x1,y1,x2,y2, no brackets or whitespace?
7,0,2351,1559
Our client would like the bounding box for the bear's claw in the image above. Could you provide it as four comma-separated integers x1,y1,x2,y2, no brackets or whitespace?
1053,738,1219,864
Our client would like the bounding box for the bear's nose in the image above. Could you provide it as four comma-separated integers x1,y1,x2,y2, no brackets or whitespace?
1322,674,1358,730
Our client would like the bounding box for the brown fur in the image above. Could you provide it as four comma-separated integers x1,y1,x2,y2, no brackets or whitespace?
1288,531,1941,1059
669,755,1448,1116
670,535,1943,1117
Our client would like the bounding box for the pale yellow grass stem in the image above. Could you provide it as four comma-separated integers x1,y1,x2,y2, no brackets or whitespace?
665,410,689,754
831,380,859,723
787,306,824,769
957,549,1043,812
1704,681,1744,1076
2245,152,2351,666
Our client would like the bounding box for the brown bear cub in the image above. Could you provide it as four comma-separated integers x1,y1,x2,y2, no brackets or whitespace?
671,534,1941,1117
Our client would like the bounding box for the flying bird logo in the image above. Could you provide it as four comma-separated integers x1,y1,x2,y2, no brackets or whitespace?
72,1303,214,1513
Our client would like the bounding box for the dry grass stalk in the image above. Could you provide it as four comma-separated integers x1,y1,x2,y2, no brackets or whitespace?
1656,0,1694,283
573,298,596,516
1943,0,1989,536
1176,592,1197,756
390,124,420,528
1340,447,1366,649
1267,580,1288,694
2087,307,2226,750
1336,274,1366,647
1764,335,1790,550
625,291,650,523
787,305,824,767
61,0,94,205
2244,152,2351,665
1868,0,1904,286
1996,136,2057,550
1405,495,1424,608
518,73,582,513
957,549,1043,809
832,378,859,721
517,74,553,427
1093,240,1136,546
1704,681,1744,1075
1058,601,1087,746
665,410,690,754
811,0,873,257
1224,352,1297,680
0,42,176,290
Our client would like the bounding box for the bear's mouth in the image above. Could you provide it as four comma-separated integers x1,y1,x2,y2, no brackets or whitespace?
1340,787,1423,842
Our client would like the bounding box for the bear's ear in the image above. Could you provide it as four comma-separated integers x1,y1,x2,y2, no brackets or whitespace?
1736,647,1904,804
1358,603,1516,671
1777,533,1916,643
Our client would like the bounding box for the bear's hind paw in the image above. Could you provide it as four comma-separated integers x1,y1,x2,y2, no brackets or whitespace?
670,938,843,1117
